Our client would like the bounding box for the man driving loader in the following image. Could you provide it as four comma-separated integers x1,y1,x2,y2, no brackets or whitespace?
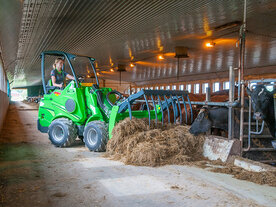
49,58,74,88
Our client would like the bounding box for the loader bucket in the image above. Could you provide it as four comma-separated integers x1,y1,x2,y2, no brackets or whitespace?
108,89,193,138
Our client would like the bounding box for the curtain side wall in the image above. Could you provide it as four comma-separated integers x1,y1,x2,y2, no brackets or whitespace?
0,53,9,133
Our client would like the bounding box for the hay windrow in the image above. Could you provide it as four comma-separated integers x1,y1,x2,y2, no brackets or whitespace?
106,118,205,166
210,163,276,187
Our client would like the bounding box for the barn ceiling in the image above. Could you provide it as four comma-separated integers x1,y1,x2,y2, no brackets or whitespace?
0,0,276,88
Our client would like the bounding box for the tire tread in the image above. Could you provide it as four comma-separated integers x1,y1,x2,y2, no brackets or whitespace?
49,118,77,147
84,121,108,152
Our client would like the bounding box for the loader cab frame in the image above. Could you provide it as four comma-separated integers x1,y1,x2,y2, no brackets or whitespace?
40,50,99,94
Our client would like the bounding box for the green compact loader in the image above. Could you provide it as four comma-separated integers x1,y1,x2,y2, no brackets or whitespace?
37,51,192,151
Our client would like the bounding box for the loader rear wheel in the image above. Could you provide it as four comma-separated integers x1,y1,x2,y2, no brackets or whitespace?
48,118,77,147
84,121,108,152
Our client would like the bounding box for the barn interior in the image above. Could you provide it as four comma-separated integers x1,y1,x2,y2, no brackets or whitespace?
0,0,276,206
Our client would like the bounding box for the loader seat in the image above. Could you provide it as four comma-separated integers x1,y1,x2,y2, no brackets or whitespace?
46,79,59,94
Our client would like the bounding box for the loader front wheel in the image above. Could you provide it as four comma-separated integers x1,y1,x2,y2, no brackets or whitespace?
84,121,108,152
48,118,77,147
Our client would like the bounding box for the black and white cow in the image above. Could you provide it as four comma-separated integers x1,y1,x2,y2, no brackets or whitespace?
189,106,240,137
247,84,276,138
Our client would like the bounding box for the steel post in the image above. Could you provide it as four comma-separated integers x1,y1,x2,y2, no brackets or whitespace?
206,87,211,102
239,0,247,152
239,83,245,149
228,66,235,140
41,53,46,94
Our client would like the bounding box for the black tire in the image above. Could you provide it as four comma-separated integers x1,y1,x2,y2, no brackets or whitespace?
83,121,108,152
48,118,77,147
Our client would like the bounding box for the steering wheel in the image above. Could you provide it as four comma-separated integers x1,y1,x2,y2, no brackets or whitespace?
57,82,64,90
106,90,125,106
77,75,85,83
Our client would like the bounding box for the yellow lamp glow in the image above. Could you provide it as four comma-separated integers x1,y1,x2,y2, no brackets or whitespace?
205,42,215,48
158,55,164,60
130,63,135,67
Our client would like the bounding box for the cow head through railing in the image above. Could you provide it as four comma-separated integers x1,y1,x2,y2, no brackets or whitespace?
247,84,276,138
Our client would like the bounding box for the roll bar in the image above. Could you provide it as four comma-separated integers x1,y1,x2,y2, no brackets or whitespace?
40,50,98,94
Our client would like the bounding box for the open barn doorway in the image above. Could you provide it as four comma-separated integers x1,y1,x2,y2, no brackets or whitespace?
11,89,27,102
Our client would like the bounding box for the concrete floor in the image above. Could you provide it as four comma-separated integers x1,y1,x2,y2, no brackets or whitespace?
0,102,276,207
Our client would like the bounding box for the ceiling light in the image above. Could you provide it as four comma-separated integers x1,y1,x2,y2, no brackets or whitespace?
86,75,90,78
96,72,100,76
110,68,114,72
130,63,135,67
158,55,164,60
205,42,215,48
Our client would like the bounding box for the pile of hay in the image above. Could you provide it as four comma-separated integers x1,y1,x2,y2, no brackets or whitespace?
105,118,276,186
106,118,205,166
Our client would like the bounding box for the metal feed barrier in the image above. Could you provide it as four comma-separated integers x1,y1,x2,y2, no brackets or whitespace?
119,66,238,137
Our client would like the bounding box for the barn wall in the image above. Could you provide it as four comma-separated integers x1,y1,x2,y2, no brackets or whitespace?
98,79,131,94
133,70,276,95
0,52,9,133
136,66,276,86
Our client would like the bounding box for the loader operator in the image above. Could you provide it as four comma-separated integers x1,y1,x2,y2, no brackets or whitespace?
50,58,74,88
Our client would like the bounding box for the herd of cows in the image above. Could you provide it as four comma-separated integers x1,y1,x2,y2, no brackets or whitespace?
190,84,275,138
134,84,275,139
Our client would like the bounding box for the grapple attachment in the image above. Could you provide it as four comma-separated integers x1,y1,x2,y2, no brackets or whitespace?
108,89,193,138
117,89,193,126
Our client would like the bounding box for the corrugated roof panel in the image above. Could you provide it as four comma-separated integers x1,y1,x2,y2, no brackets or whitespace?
0,0,275,87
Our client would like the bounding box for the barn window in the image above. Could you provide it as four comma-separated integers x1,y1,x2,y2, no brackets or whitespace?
186,84,191,93
180,84,184,90
166,85,170,90
160,86,164,89
172,85,176,90
194,84,200,94
155,86,159,90
223,81,229,90
202,83,209,94
145,87,148,89
150,87,153,90
137,88,140,91
213,82,220,92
